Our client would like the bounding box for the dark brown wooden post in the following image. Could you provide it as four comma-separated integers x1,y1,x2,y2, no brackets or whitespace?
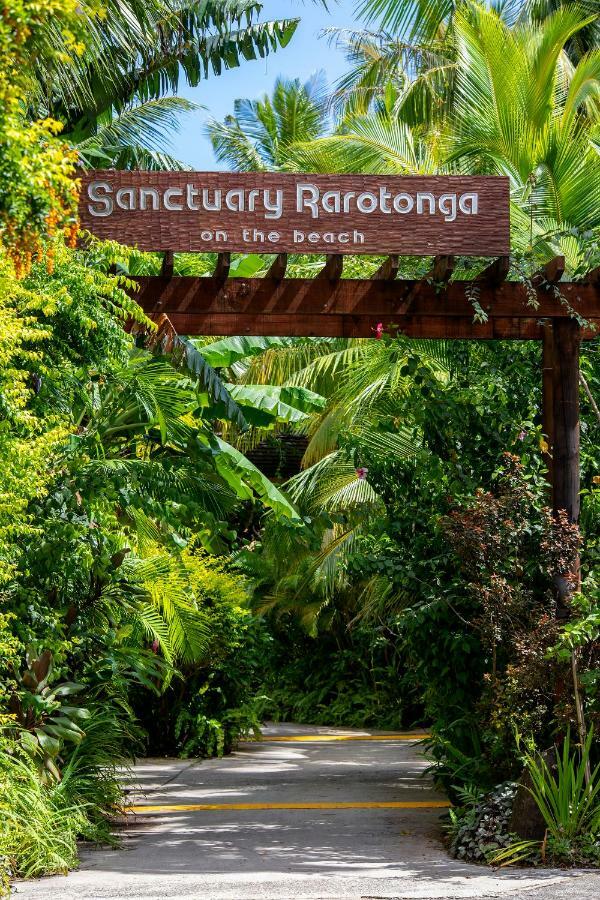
541,323,555,491
552,318,581,524
551,317,581,619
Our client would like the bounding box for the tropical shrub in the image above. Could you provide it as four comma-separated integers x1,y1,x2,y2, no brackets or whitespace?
256,615,417,729
491,730,600,867
135,551,270,757
0,740,84,889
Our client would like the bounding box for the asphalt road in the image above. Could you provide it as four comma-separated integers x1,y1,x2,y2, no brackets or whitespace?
12,723,600,899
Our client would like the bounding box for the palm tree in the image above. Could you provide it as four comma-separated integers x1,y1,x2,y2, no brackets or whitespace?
206,71,328,170
289,3,600,268
28,1,304,169
356,0,599,55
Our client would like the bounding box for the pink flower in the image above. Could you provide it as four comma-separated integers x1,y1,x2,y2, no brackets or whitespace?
151,639,159,654
356,467,368,480
518,430,527,441
373,322,384,339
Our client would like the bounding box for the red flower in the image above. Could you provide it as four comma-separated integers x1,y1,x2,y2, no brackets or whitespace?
373,322,384,339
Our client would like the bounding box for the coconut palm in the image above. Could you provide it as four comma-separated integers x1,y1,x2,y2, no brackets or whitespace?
356,0,599,55
289,3,600,268
446,3,600,265
325,26,452,125
206,71,329,170
28,1,304,169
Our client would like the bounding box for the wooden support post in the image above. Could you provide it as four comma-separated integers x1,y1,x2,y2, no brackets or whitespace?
552,318,581,524
542,323,555,491
551,318,581,623
551,318,588,757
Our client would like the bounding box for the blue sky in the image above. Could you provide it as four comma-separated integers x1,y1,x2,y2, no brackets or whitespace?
170,0,363,169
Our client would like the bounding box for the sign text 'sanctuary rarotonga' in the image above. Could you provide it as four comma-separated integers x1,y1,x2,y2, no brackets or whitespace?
79,171,510,256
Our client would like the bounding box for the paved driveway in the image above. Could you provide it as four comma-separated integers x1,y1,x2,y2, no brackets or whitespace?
12,723,599,899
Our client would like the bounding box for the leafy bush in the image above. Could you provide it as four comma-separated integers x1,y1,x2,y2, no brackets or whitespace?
0,689,140,892
257,616,416,729
0,734,84,892
135,552,270,756
448,781,517,863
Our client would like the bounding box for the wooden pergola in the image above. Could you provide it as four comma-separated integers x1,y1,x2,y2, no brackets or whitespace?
132,250,600,537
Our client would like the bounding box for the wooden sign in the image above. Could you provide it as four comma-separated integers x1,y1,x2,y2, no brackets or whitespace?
79,171,510,256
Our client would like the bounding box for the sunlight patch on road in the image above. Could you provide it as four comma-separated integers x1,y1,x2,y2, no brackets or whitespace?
249,733,431,743
125,800,450,813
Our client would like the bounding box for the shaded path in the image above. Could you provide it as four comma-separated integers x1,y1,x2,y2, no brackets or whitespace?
12,724,599,899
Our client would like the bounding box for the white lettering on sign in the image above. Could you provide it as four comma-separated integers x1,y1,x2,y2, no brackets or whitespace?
86,181,480,225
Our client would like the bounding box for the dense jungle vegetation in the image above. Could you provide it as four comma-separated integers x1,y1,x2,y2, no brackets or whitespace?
0,0,599,888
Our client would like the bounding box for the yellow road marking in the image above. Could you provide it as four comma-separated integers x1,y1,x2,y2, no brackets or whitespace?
248,734,430,743
125,800,450,813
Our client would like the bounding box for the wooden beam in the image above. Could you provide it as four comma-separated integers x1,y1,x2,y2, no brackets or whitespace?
319,254,343,283
214,252,231,282
161,250,174,277
431,254,455,283
134,309,599,341
579,265,600,285
477,255,510,286
267,253,288,281
131,276,600,324
532,255,565,288
373,255,399,281
401,255,454,315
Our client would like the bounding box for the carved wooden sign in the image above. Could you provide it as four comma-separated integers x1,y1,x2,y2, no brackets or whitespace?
79,171,510,256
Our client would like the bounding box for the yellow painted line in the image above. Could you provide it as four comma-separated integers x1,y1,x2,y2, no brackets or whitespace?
248,733,430,743
125,800,450,814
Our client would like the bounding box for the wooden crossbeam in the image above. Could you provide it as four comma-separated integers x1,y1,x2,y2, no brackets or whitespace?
161,250,174,277
319,254,344,282
267,253,288,281
402,255,454,315
532,255,565,288
431,254,455,283
579,265,600,285
132,275,600,340
214,252,231,281
477,255,510,286
373,255,399,281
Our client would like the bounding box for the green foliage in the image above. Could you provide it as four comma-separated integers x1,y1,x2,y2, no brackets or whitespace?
0,742,84,887
8,649,89,783
136,552,270,757
27,1,301,170
0,691,139,891
525,729,600,842
0,0,81,272
492,729,600,866
257,617,414,729
207,71,328,170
